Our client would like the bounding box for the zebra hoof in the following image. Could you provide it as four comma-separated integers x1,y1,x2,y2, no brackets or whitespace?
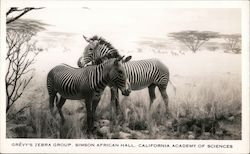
87,133,95,139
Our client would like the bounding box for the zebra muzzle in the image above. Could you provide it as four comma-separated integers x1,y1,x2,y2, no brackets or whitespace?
121,79,131,96
121,89,131,96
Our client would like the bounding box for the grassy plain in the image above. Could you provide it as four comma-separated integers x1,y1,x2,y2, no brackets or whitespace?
6,50,241,139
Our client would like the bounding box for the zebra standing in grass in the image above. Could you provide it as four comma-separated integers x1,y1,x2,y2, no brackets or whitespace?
47,56,131,135
77,35,174,117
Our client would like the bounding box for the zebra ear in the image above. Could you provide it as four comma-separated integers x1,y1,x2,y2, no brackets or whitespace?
114,56,124,65
83,35,91,42
123,56,132,63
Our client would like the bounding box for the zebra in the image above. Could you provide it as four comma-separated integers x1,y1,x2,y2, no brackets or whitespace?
78,35,175,118
47,56,131,135
78,35,124,67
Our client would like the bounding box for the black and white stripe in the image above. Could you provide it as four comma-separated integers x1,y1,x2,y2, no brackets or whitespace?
47,57,129,135
47,59,127,99
123,59,169,90
78,35,172,116
79,36,121,67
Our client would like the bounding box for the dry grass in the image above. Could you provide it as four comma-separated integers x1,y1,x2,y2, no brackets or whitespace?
6,51,242,139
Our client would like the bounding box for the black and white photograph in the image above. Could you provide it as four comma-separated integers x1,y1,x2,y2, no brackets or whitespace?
0,0,249,153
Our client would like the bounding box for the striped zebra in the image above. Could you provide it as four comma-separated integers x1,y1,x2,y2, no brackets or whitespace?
78,35,124,67
47,56,131,134
78,35,175,117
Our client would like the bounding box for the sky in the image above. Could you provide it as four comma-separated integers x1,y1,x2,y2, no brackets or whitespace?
22,7,241,50
12,6,241,74
25,7,241,34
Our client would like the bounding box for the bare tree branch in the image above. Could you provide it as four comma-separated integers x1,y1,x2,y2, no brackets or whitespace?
6,17,46,113
6,7,18,16
6,7,44,24
221,34,241,54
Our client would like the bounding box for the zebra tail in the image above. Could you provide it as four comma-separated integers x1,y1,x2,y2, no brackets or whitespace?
49,94,58,113
169,79,177,95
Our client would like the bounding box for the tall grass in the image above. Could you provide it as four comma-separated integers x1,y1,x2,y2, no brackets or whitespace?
117,73,241,139
6,68,241,139
170,75,241,120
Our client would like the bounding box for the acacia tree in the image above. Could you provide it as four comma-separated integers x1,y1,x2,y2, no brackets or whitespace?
6,7,43,24
221,34,241,54
168,30,219,53
6,8,45,113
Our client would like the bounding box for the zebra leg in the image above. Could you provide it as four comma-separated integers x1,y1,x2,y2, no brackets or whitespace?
85,97,94,138
148,84,156,110
110,87,119,125
49,93,56,116
158,86,169,114
92,95,101,121
114,88,121,127
56,97,66,125
91,95,101,138
113,88,120,115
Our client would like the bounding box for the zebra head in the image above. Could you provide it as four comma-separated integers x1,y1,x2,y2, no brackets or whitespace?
108,56,132,96
77,37,99,67
78,35,123,68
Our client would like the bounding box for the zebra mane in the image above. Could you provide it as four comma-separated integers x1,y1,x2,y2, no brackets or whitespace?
94,51,121,65
89,35,118,53
89,35,122,65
